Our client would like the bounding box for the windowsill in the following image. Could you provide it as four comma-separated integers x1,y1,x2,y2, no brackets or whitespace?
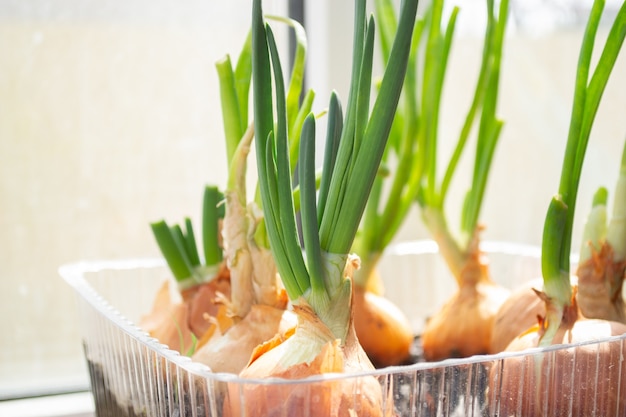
0,392,95,417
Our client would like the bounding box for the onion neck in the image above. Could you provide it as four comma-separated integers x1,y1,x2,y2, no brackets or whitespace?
422,206,491,286
303,253,360,345
537,286,580,347
352,250,383,291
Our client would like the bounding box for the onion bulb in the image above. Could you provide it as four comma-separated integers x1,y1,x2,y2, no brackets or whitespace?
182,264,231,336
224,303,389,417
490,278,545,354
352,271,413,367
421,240,510,361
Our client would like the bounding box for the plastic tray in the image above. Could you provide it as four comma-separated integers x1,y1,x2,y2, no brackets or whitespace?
60,241,626,416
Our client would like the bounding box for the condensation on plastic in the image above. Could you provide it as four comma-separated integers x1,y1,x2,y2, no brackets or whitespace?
60,241,626,417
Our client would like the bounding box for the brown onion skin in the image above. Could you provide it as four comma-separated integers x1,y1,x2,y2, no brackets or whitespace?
140,265,231,353
192,304,296,375
352,285,413,367
422,280,510,361
488,318,626,416
183,269,231,336
576,242,626,324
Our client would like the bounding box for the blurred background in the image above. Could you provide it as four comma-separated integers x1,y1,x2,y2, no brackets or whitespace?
1,0,624,412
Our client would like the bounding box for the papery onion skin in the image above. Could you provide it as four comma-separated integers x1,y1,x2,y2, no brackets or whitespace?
192,303,296,375
353,284,413,367
490,279,544,354
576,242,626,324
224,304,390,417
183,267,231,336
140,264,231,353
488,318,626,416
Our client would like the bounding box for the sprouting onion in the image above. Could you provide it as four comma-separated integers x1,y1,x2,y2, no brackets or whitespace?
341,0,424,368
252,0,416,344
396,0,511,361
537,0,626,345
192,19,316,374
489,2,626,414
224,0,418,415
142,185,230,354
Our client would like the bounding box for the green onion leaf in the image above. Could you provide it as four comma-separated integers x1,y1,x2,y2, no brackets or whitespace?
202,185,223,266
541,0,626,312
151,220,193,282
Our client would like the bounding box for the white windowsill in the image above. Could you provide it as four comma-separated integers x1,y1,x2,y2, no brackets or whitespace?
0,392,95,417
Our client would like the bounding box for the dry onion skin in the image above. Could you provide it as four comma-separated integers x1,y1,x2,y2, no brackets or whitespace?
489,278,545,354
406,0,510,361
225,304,389,417
576,184,626,323
193,303,297,375
139,265,231,353
422,279,510,360
139,280,195,354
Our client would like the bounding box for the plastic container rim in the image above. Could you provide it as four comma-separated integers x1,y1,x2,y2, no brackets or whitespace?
59,239,626,386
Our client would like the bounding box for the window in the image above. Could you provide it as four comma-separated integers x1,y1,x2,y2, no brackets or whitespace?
0,0,288,402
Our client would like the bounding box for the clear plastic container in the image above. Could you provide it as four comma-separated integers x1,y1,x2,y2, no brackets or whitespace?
60,241,626,416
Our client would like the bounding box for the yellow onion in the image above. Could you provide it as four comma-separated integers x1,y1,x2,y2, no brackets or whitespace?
421,243,510,361
492,243,626,355
490,276,578,354
488,305,626,416
490,278,545,354
352,281,413,367
224,303,389,417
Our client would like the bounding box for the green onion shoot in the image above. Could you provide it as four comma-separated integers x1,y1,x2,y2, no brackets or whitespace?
224,0,418,415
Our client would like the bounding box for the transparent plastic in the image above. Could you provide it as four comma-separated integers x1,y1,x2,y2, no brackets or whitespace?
60,241,626,416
